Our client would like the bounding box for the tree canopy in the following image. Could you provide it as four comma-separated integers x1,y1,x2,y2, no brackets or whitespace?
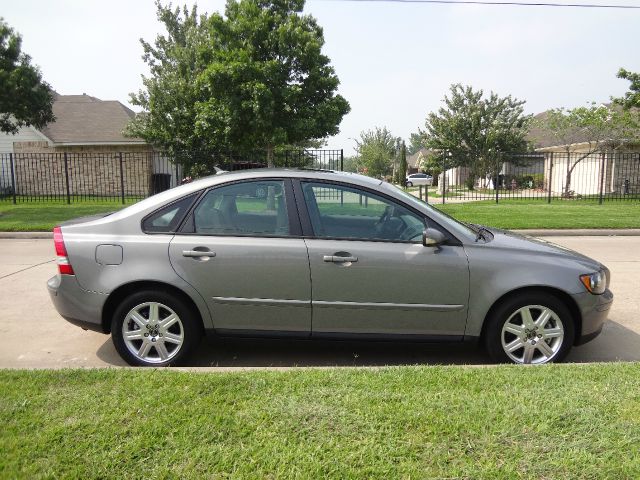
355,126,398,178
0,18,54,134
398,141,407,181
128,0,350,169
536,105,640,154
406,132,425,156
127,5,209,159
614,68,640,109
423,84,531,177
533,104,640,194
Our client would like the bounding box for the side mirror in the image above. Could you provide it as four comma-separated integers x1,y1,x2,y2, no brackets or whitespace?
422,228,446,247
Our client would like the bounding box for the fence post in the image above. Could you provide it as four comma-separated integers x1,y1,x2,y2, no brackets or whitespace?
175,156,179,187
495,154,500,205
340,149,344,171
419,185,423,201
9,153,16,204
119,152,125,204
598,151,606,205
441,153,446,205
547,153,554,204
63,152,71,204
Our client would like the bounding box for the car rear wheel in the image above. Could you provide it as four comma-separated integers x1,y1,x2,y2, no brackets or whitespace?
111,290,202,367
485,293,575,364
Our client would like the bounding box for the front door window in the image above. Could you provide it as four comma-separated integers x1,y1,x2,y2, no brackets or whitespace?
301,182,425,242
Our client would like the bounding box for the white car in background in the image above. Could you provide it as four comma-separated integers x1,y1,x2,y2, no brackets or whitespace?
405,173,433,187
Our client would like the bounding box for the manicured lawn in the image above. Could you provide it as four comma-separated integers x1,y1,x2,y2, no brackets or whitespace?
0,202,127,231
1,365,639,478
435,199,640,229
1,197,639,231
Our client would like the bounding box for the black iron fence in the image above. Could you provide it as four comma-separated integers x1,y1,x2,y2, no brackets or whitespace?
3,149,636,205
412,151,640,204
0,149,344,203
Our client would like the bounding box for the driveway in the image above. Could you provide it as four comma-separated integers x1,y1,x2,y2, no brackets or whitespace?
0,236,638,369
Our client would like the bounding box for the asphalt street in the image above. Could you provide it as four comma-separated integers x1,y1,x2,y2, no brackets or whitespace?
0,236,638,369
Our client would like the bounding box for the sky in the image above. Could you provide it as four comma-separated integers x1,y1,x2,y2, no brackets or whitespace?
2,0,639,154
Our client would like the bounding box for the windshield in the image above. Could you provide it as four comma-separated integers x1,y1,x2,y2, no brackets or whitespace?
384,183,476,239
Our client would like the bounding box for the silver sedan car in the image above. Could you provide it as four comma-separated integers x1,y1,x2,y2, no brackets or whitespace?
48,169,613,366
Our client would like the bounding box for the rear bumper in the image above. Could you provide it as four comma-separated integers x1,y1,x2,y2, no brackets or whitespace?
47,274,108,334
572,289,613,345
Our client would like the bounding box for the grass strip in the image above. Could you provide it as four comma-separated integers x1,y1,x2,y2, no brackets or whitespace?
1,364,639,478
0,202,126,231
1,198,639,231
435,199,640,229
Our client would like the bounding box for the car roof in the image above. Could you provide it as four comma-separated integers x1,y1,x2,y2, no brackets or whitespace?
177,168,383,194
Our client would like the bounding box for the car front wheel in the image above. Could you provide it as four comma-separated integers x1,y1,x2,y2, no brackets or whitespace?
485,293,575,364
406,181,413,187
111,290,202,366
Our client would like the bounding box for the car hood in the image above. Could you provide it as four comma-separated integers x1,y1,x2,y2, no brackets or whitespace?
482,227,603,270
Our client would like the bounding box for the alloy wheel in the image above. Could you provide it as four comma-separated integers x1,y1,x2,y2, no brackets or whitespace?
121,302,184,364
500,304,565,364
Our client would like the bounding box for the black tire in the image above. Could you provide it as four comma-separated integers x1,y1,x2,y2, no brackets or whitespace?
484,292,575,365
111,290,202,367
406,181,413,187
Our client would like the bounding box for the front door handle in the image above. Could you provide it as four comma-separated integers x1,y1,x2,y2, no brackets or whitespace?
183,249,216,258
323,255,358,263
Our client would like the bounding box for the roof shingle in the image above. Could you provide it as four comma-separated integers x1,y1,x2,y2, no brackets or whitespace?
40,94,144,144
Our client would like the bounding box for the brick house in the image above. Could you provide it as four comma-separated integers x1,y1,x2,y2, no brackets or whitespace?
0,93,177,197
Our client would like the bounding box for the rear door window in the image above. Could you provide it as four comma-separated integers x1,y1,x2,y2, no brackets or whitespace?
190,180,291,236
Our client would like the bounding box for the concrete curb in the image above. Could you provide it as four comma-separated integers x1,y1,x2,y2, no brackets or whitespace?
1,229,640,239
0,232,54,239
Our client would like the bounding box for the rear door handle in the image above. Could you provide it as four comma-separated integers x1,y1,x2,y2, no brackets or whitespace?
182,250,216,258
323,255,358,263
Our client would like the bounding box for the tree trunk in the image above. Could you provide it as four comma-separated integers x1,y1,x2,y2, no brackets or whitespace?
563,150,592,197
564,167,573,196
266,143,274,168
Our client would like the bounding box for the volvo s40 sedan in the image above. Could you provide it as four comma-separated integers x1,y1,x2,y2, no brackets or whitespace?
48,169,613,366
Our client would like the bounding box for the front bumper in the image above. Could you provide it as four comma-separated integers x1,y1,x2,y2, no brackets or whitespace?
47,274,108,333
572,288,613,345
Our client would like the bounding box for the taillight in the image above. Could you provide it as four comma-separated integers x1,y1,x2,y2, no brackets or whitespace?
53,226,74,275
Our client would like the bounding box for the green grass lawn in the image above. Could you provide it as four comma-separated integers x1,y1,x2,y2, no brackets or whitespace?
436,199,640,229
1,365,639,478
0,202,127,231
1,197,639,231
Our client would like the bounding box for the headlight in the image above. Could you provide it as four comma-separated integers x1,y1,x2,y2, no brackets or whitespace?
580,270,607,295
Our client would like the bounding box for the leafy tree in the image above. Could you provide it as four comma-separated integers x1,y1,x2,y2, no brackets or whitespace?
614,68,640,109
398,141,407,182
416,150,443,185
406,132,425,155
127,4,211,164
534,105,640,195
423,84,531,188
128,0,350,171
355,126,397,178
341,155,359,173
0,18,54,134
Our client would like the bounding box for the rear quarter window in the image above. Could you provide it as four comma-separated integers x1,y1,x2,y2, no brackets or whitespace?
142,193,199,233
